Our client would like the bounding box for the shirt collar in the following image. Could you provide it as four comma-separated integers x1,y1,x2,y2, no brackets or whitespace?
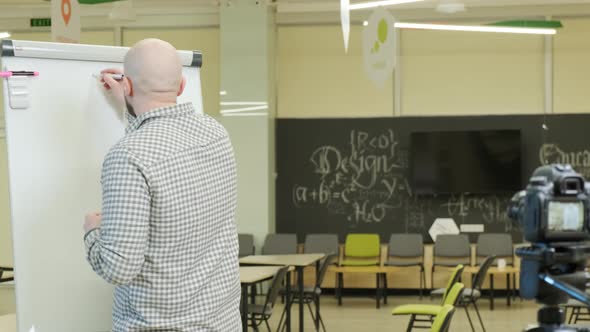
125,102,195,134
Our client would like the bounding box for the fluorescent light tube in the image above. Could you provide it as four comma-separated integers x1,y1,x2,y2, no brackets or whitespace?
350,0,423,10
394,22,556,35
219,102,268,106
222,112,268,117
221,105,269,114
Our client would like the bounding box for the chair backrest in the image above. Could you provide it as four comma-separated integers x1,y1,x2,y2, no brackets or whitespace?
344,233,380,258
431,304,456,332
238,233,255,257
263,266,290,309
471,255,497,292
388,233,423,259
262,234,297,255
434,234,470,258
476,234,513,264
442,282,465,306
316,254,338,288
304,234,339,255
442,264,464,302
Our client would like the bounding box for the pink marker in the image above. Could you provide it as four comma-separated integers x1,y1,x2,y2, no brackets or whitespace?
0,71,39,77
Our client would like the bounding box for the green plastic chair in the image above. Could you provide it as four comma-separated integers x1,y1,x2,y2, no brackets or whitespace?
431,305,456,332
431,263,465,299
337,233,385,308
392,282,465,331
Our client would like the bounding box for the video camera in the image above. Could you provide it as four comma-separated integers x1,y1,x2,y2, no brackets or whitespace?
508,164,590,331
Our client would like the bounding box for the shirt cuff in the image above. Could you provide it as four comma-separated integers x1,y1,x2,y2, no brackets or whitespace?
84,228,100,250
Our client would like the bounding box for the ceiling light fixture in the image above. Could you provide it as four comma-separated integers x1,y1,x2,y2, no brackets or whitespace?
0,32,11,39
350,0,424,11
394,22,556,35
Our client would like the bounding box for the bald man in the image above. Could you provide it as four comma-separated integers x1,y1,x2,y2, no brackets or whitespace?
83,39,241,331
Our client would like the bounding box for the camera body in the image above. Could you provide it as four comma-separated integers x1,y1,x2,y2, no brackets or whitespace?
509,164,590,243
508,164,590,331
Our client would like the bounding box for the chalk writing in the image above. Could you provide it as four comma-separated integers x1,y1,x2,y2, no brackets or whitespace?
290,128,517,233
540,143,590,178
441,194,514,232
293,129,410,224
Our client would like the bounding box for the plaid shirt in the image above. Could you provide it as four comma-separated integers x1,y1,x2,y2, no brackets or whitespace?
84,103,241,332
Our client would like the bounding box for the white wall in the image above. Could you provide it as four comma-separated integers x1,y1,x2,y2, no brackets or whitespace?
278,25,394,118
554,18,590,114
400,28,545,116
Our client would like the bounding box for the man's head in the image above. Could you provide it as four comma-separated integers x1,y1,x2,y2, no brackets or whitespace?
122,38,186,117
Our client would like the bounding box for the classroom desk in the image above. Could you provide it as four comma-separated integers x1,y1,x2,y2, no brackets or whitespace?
239,254,325,332
463,266,519,310
0,314,16,332
239,266,282,332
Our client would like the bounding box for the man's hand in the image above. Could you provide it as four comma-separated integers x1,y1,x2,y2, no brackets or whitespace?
99,68,127,108
84,212,102,233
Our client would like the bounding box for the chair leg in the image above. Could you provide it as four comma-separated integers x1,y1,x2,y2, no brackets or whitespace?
376,273,381,309
419,266,425,300
464,304,475,332
318,311,327,332
264,318,272,332
306,302,319,331
407,314,416,332
383,273,388,305
473,301,486,332
277,302,287,332
337,273,343,306
430,266,435,301
563,307,574,324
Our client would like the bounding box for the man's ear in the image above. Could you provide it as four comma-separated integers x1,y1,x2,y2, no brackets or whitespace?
177,76,186,97
124,77,134,97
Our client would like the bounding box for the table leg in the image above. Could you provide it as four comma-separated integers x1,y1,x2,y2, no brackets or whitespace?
490,274,495,311
286,271,292,332
298,266,305,332
250,284,256,304
241,284,248,332
315,261,320,331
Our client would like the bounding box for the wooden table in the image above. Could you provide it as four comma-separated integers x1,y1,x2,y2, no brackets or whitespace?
240,254,325,332
464,266,519,310
0,314,16,332
239,266,282,332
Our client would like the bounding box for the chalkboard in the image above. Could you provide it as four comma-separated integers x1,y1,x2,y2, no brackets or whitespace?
276,114,590,243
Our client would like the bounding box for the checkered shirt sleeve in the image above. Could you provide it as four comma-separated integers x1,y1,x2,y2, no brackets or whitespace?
84,145,150,284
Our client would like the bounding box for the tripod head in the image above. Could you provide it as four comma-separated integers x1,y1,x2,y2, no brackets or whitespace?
517,244,590,332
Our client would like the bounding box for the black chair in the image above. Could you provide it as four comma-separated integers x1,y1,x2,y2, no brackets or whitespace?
262,234,298,255
384,234,426,299
238,233,255,257
0,266,14,283
278,254,337,332
304,234,339,256
247,266,290,332
460,255,496,332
